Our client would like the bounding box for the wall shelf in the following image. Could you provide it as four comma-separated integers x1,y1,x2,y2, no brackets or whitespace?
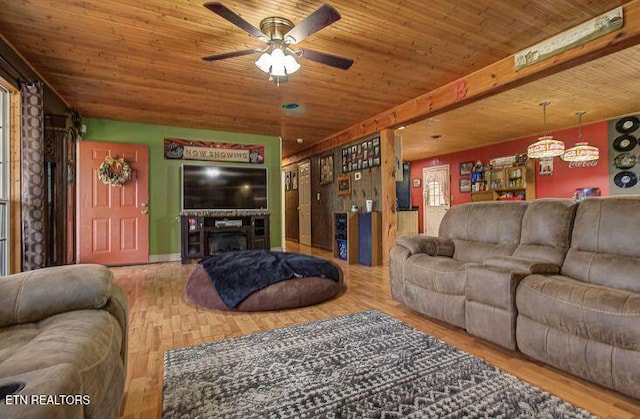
472,160,535,202
333,212,358,264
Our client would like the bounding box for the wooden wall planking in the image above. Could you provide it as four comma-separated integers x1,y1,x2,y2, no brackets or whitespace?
310,152,338,250
283,163,299,242
379,129,397,267
283,135,384,252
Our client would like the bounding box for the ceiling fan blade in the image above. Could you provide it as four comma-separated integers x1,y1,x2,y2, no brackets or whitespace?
284,4,341,45
298,48,353,70
202,49,258,61
203,2,268,41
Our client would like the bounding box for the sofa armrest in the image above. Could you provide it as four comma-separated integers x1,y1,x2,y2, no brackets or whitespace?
0,264,123,328
483,256,560,274
103,281,129,369
395,235,454,257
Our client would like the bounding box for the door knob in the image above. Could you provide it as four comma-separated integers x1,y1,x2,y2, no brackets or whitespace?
141,202,148,207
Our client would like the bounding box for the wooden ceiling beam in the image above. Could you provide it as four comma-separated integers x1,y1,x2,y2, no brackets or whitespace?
282,0,640,165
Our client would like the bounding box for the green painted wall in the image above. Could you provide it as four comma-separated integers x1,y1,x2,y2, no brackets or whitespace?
84,118,282,255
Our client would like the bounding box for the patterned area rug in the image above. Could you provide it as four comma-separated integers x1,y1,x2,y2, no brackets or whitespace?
163,311,596,418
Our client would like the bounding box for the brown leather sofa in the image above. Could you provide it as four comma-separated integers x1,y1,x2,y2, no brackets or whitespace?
0,264,128,419
390,196,640,400
466,199,578,349
390,201,528,328
516,197,640,399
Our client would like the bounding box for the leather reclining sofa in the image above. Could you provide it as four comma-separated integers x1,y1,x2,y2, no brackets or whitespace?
0,264,128,419
390,196,640,400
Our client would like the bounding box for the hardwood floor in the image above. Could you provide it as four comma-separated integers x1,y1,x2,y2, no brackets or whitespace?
112,241,640,418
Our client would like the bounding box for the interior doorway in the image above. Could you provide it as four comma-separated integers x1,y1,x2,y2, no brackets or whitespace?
423,164,450,236
298,161,311,246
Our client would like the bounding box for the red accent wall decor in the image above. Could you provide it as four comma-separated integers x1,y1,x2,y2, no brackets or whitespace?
410,121,610,233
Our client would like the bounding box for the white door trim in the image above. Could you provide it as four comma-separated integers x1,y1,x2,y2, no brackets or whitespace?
422,164,450,235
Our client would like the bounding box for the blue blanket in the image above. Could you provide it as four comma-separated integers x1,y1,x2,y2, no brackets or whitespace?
200,250,341,308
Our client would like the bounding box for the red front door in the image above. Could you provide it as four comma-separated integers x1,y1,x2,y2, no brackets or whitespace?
78,141,149,265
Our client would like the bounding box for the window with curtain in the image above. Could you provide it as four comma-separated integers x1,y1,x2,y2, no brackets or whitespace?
427,177,446,207
0,85,9,275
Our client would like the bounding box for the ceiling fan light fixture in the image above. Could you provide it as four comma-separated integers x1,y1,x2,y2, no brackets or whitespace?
283,54,301,74
270,49,287,77
255,52,272,73
203,3,353,83
255,47,300,78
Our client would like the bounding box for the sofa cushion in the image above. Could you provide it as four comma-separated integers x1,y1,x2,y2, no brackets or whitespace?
452,239,520,264
513,199,577,266
394,235,454,257
405,254,471,295
438,202,527,263
483,256,560,275
516,315,640,400
0,264,114,328
562,197,640,292
440,201,527,243
0,309,125,417
516,274,640,351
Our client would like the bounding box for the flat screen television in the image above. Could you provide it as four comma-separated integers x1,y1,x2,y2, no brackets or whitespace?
182,165,267,210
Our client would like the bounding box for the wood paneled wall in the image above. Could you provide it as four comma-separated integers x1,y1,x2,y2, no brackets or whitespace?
310,152,337,250
380,129,397,267
284,134,384,251
283,163,299,242
309,134,382,250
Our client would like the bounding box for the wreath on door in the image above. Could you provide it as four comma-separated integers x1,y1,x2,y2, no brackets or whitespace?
97,155,132,187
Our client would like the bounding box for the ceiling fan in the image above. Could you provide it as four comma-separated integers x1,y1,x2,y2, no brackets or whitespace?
202,2,354,84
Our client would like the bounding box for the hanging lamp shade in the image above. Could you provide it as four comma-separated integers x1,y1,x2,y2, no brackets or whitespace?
527,135,565,158
527,101,565,159
561,111,599,162
562,142,600,161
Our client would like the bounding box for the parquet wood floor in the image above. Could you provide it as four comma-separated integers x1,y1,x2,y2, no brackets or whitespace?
112,241,640,418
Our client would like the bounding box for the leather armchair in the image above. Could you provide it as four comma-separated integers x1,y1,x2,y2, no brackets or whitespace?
0,264,128,419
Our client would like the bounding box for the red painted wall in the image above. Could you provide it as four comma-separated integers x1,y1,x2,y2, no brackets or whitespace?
410,121,610,233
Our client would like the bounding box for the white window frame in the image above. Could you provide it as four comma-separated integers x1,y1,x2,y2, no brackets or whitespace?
0,85,10,275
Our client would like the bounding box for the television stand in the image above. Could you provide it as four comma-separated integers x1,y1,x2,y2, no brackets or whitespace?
180,212,270,264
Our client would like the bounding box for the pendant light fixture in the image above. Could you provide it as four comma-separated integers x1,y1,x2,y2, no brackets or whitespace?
527,101,565,158
562,112,600,162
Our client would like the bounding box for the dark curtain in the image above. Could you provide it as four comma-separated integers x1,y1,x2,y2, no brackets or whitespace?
20,80,46,270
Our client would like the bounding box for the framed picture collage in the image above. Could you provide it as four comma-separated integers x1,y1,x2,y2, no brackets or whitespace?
341,136,381,173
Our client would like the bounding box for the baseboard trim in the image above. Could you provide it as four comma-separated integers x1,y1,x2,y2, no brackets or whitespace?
148,253,181,263
270,246,283,251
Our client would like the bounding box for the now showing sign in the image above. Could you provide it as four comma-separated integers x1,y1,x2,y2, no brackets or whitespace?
163,137,264,164
183,146,249,162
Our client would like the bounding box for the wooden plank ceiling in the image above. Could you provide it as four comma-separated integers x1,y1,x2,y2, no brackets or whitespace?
0,0,631,158
400,44,640,161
